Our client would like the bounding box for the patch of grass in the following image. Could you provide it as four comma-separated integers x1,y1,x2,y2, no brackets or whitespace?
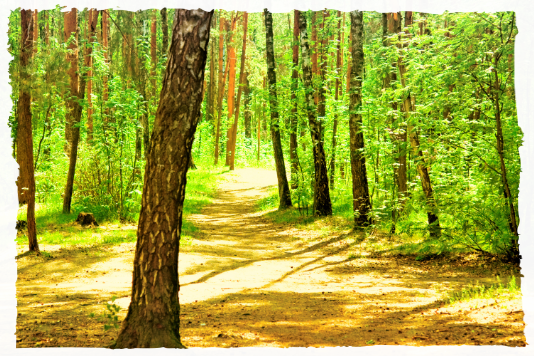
447,276,521,304
16,166,223,249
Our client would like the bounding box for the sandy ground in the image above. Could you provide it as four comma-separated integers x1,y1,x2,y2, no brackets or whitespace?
16,168,526,348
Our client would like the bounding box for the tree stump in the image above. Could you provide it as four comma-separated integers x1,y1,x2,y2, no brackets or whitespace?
75,212,99,227
7,220,28,235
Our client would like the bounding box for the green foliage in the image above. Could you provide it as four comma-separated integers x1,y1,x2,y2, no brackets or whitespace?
447,276,521,304
89,296,122,331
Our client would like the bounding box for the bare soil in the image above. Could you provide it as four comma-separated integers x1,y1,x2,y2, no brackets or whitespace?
16,168,526,348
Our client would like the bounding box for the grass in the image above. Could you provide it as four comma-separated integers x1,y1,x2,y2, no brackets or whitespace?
16,166,225,248
447,276,521,304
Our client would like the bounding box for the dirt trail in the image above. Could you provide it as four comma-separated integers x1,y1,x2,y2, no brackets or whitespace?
16,168,525,348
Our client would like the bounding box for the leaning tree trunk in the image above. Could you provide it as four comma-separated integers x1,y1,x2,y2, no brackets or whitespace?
18,9,39,252
349,11,372,227
112,9,213,349
264,9,293,210
298,11,332,216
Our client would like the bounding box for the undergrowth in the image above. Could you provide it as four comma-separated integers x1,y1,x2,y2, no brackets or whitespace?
447,276,521,304
16,166,224,248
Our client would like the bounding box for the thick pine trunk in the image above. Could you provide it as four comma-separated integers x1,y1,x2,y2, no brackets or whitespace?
298,11,332,216
87,9,99,143
112,10,213,348
264,9,293,210
349,11,372,227
18,9,39,252
229,12,248,171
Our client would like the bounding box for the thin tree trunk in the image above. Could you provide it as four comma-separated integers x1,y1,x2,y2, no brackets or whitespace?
264,9,292,210
290,9,301,189
225,14,237,166
229,12,248,170
102,10,110,126
214,14,226,165
18,9,39,252
87,0,94,142
298,11,333,216
330,11,343,189
161,8,169,58
33,10,38,54
244,72,251,139
349,10,372,227
151,9,157,98
207,12,217,123
45,10,49,46
63,8,87,214
112,9,213,348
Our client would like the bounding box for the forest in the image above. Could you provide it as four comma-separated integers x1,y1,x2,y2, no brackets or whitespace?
11,6,525,348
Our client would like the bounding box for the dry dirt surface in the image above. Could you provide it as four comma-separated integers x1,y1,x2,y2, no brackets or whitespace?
16,168,526,348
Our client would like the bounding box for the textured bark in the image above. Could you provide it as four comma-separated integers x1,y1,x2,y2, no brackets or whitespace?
229,12,248,170
298,12,332,216
214,15,226,165
18,9,39,252
290,9,300,189
349,11,372,227
161,8,169,57
112,9,213,348
264,9,293,210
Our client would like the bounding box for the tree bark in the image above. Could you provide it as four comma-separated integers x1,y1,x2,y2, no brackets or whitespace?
244,72,251,139
225,14,238,166
229,12,248,170
298,11,333,216
151,9,157,99
264,9,293,210
112,10,213,348
161,8,169,58
87,9,99,143
330,11,343,190
349,11,372,227
63,8,89,214
18,9,39,252
290,9,301,189
214,15,226,165
207,12,217,123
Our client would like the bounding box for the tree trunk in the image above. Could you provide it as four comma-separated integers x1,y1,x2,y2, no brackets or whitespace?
225,14,238,166
290,9,301,189
244,72,251,139
349,11,372,227
63,8,89,214
101,10,110,128
330,11,343,189
87,0,94,142
112,10,213,348
229,12,248,171
33,10,38,54
298,11,333,216
264,9,293,210
207,12,217,123
18,9,39,252
151,9,157,99
214,15,226,165
161,8,169,58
